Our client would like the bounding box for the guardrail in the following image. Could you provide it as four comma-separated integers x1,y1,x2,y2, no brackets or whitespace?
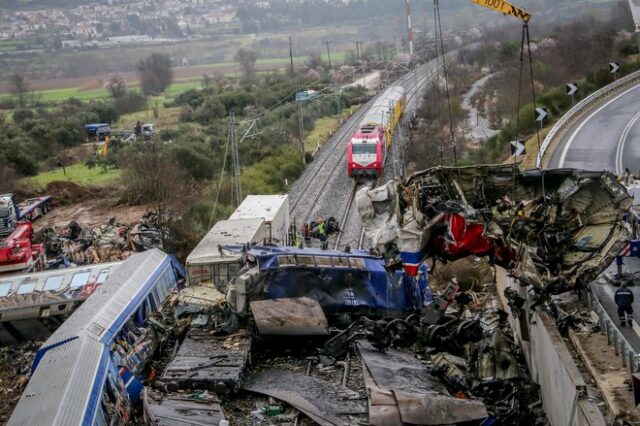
585,287,640,375
536,70,640,168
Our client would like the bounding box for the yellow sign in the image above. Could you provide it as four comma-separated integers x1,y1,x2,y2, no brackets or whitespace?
471,0,531,23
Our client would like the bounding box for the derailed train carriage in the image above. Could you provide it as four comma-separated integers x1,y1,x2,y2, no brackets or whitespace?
357,165,633,293
223,245,433,318
347,85,406,179
8,249,184,426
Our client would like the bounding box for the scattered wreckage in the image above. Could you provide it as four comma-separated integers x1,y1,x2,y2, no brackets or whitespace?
357,165,632,294
35,212,167,267
17,165,632,425
144,245,547,425
7,241,549,425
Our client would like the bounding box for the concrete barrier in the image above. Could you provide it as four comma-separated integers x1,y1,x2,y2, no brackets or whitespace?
496,269,606,426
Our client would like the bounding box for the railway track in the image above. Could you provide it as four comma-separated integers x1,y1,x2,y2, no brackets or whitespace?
334,60,444,251
289,58,443,250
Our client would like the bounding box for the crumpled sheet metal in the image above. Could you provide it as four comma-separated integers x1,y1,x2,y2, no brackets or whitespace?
142,388,225,426
38,214,166,266
250,297,329,336
357,341,488,425
242,369,367,426
358,165,632,292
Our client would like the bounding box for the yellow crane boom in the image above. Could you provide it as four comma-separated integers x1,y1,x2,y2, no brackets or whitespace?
470,0,531,23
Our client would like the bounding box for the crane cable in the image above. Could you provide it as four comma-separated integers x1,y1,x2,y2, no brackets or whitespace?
513,22,545,198
434,0,457,166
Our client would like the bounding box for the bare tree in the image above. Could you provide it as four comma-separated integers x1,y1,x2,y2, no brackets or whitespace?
234,48,258,80
0,163,16,193
307,52,326,70
10,71,31,108
55,144,73,177
103,71,127,99
201,73,212,89
137,53,174,95
213,71,226,91
119,141,190,207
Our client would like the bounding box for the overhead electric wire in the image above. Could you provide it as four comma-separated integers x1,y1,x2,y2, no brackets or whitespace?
240,58,409,125
434,0,443,165
209,123,231,229
435,0,457,165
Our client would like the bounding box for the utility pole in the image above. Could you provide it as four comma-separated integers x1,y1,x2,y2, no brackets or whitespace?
323,40,332,68
356,41,363,60
406,0,414,56
289,36,295,82
297,97,306,165
230,113,242,207
355,41,360,59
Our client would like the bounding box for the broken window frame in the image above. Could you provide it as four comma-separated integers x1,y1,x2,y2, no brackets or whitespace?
43,275,64,292
17,281,36,295
70,271,91,289
0,282,12,297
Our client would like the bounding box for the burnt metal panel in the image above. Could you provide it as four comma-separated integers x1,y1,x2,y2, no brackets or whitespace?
250,297,329,336
162,331,250,394
143,388,225,426
243,369,367,426
358,341,488,425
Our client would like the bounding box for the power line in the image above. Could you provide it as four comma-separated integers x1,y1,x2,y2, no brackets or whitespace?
435,0,457,165
230,112,242,207
209,122,231,229
433,0,443,165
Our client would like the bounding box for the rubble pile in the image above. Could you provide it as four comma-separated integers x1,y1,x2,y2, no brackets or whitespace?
35,212,168,266
358,165,633,294
0,342,39,424
138,254,548,426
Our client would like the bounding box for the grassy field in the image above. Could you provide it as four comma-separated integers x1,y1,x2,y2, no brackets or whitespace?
304,104,359,153
115,104,182,130
0,50,350,104
305,116,341,153
20,163,120,187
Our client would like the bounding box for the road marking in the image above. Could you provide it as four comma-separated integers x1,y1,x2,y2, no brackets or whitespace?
558,84,640,168
616,109,640,175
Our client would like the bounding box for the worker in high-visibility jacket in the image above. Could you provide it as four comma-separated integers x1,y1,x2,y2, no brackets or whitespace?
295,230,303,248
318,218,327,242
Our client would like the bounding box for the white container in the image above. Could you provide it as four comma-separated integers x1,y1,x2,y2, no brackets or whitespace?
186,218,267,288
229,194,290,243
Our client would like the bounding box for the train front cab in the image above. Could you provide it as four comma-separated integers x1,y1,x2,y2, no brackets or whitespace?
348,141,383,179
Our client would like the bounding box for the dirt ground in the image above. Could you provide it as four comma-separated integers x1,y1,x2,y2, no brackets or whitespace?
0,343,39,425
35,200,152,231
0,62,290,93
570,331,640,424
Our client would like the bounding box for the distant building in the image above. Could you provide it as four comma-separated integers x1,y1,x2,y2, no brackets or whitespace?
61,39,81,48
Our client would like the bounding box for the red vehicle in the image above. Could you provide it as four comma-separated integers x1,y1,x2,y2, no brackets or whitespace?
347,85,406,180
347,124,386,179
0,222,45,274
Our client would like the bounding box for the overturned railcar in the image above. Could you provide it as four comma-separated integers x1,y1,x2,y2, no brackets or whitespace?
8,249,184,426
357,165,633,293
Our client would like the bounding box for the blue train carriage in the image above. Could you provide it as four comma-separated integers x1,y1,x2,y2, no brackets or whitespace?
224,245,431,317
8,249,185,426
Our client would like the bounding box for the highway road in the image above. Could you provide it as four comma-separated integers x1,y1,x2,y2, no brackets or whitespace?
547,83,640,174
546,79,640,353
